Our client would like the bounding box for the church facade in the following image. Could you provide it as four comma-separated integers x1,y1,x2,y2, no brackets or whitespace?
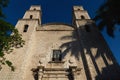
0,5,120,80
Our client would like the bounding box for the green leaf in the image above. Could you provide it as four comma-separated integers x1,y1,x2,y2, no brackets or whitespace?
0,52,4,57
5,60,12,67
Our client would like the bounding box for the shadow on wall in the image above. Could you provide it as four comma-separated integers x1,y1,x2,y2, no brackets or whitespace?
60,23,120,80
95,64,120,80
31,23,120,80
60,29,82,60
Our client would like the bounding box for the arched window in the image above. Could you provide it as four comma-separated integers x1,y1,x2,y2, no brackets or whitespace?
30,15,33,19
33,8,36,10
81,15,85,19
23,24,29,32
78,8,80,10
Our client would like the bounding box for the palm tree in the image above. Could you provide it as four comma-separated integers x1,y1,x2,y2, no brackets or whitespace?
94,0,120,37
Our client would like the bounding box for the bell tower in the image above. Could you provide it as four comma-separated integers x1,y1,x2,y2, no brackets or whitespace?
72,6,120,80
13,5,42,80
72,6,90,27
23,5,41,23
15,5,41,35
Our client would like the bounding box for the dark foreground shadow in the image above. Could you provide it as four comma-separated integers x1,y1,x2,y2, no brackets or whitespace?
95,64,120,80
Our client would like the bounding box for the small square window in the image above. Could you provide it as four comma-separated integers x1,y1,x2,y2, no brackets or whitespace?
52,50,62,61
81,15,85,19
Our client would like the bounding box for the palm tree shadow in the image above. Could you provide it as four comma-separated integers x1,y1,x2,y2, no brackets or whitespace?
60,24,114,63
94,0,120,37
59,23,120,79
60,29,92,79
60,29,82,60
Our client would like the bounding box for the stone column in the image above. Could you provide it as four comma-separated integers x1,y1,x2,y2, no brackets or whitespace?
38,66,44,80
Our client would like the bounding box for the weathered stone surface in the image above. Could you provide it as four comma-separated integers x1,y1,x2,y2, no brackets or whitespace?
0,5,119,80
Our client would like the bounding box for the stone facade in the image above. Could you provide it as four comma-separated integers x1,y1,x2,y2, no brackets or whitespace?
0,5,120,80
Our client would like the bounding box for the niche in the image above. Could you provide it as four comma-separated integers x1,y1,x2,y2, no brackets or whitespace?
81,15,85,19
33,8,36,10
30,15,33,19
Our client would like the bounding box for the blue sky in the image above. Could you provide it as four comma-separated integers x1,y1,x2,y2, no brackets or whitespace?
3,0,120,64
